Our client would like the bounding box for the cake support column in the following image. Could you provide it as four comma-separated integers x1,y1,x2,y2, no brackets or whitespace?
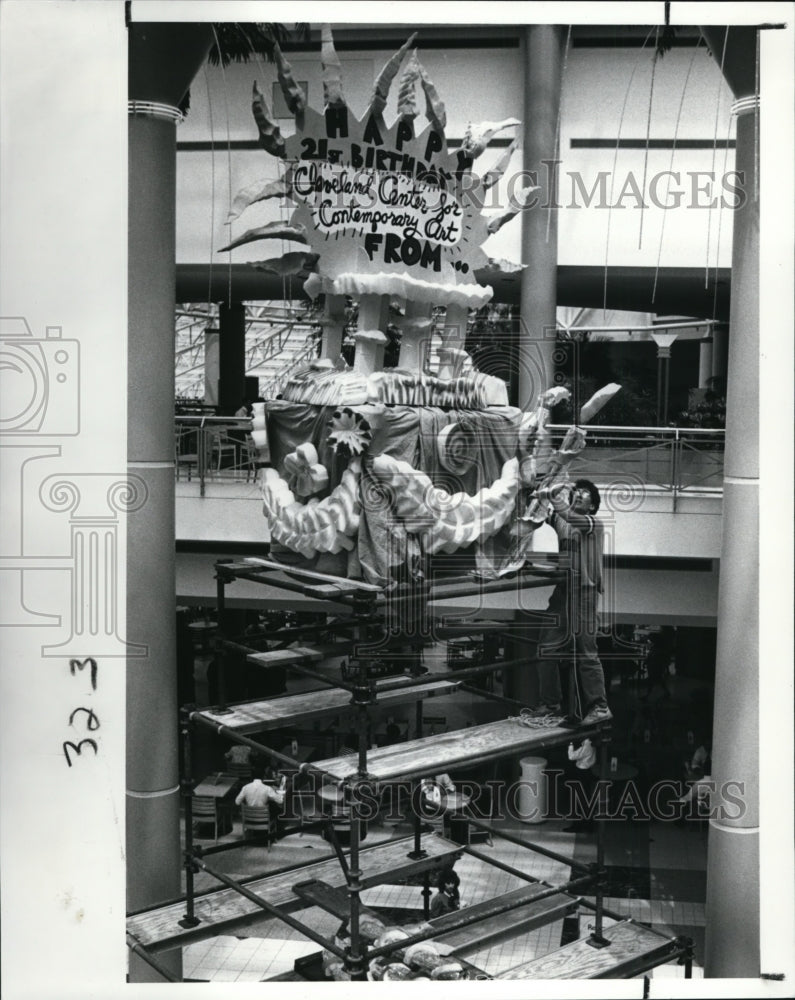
438,302,470,379
397,299,432,372
320,293,347,362
353,294,388,375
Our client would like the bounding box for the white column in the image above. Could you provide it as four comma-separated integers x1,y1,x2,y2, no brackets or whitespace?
353,294,388,375
699,26,760,978
398,300,432,372
320,293,347,361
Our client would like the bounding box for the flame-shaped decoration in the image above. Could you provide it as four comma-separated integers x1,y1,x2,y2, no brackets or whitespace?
397,51,420,121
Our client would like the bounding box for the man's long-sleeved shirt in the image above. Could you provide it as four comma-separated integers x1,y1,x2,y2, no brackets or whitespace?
547,507,604,593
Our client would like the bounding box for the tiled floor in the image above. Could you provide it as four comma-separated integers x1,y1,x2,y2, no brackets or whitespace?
179,809,706,981
180,643,709,981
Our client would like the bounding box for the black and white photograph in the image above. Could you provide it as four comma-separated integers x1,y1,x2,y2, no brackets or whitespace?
0,2,792,996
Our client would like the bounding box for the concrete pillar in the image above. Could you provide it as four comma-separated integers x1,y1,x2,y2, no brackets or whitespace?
218,301,246,414
204,328,220,405
518,26,564,412
505,26,566,705
710,321,730,385
128,23,214,982
700,25,759,979
698,340,714,388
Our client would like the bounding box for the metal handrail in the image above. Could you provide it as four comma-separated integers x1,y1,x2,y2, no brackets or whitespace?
173,419,725,498
547,424,725,436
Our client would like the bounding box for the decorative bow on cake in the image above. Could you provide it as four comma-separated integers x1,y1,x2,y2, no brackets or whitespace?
283,442,330,497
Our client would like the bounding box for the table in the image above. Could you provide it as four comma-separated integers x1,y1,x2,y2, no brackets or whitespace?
192,772,238,837
193,772,238,799
589,762,640,817
317,784,368,845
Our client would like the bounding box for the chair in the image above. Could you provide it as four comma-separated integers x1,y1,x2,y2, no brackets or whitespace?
175,428,198,481
192,795,231,844
207,427,236,476
226,760,254,785
240,804,275,850
242,434,259,482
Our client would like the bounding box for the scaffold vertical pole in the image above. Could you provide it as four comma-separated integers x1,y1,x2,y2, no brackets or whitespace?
588,728,610,947
214,560,232,711
178,705,200,929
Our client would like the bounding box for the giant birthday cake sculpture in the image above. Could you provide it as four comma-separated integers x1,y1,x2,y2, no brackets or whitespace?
230,26,619,584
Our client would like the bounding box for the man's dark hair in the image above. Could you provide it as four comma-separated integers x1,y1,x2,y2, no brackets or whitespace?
574,478,601,514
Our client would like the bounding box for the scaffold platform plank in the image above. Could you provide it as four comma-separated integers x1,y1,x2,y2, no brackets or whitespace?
496,919,678,979
312,717,609,783
246,643,349,668
127,833,463,954
195,679,459,733
432,885,580,955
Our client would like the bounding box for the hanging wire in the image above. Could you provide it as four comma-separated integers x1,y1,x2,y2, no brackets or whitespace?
652,39,702,304
210,24,235,306
204,66,216,317
545,25,572,244
602,26,657,319
704,26,729,288
638,28,660,251
711,105,734,320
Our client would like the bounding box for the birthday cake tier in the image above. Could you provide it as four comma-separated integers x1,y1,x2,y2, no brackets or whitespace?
281,366,509,409
260,400,524,584
304,271,494,310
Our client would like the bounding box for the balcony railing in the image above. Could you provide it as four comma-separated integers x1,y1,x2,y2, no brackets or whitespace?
175,417,725,503
547,424,725,505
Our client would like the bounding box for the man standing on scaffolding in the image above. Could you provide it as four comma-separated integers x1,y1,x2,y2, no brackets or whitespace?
528,478,612,727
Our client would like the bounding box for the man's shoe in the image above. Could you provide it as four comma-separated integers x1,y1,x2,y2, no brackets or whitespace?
579,705,613,727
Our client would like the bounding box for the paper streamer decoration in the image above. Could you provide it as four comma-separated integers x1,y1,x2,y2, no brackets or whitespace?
251,252,319,276
482,138,519,192
252,81,286,157
417,57,447,130
397,50,420,120
579,382,622,424
273,42,307,117
227,176,291,222
370,33,418,121
487,185,540,235
321,23,345,107
462,118,521,160
218,221,308,253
